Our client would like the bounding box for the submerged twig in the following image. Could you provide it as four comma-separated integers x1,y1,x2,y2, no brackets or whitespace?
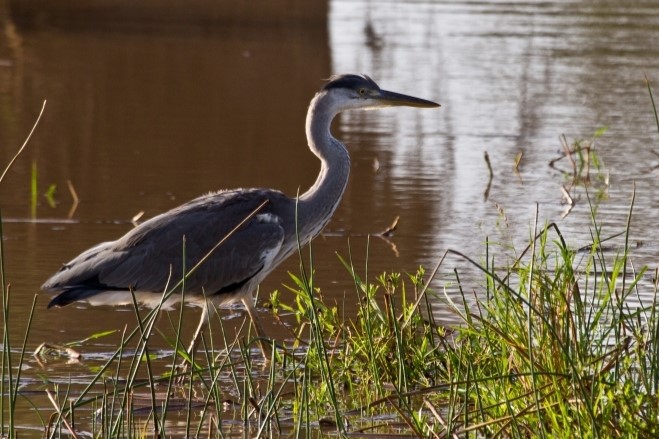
374,216,401,256
377,215,399,237
561,134,577,176
560,185,574,219
66,180,79,219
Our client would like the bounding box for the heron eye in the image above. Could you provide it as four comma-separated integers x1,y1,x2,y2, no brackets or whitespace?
359,88,367,96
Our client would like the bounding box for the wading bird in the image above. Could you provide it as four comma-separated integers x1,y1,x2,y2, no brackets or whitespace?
42,74,439,360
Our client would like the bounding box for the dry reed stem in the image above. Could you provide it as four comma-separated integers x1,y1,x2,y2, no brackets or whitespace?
0,100,47,184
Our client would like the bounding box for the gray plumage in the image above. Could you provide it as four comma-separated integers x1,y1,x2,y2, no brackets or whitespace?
42,74,439,357
45,190,293,309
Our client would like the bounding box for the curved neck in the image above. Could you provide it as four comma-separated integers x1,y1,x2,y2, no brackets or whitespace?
297,93,351,241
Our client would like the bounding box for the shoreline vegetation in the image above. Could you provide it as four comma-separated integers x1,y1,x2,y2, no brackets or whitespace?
2,81,659,437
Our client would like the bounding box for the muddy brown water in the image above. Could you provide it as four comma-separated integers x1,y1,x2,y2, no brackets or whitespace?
1,0,659,436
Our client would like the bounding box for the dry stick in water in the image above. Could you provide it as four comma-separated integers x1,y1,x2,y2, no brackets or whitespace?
377,215,399,237
560,185,574,219
66,180,79,219
376,216,401,257
483,150,493,201
0,100,47,184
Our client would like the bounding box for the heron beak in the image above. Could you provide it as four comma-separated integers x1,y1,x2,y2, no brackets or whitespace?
377,89,440,108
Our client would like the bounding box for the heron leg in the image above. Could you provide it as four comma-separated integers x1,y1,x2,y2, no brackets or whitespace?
241,294,270,360
177,302,210,376
178,295,269,378
187,302,210,359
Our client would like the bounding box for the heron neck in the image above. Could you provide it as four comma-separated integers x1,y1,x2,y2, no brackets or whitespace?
297,93,351,240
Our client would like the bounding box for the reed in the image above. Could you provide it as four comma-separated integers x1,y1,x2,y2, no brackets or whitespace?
432,196,657,437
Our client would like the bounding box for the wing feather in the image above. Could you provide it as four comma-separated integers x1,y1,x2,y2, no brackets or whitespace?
43,189,291,306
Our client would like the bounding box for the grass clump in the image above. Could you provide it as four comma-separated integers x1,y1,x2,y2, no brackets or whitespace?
269,252,448,434
265,191,658,438
441,224,656,437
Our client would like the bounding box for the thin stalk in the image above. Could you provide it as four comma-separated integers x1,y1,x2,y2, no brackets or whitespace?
0,101,47,184
0,214,7,437
11,294,37,424
344,241,384,397
108,326,128,435
293,194,344,432
651,270,659,395
162,238,189,422
195,328,234,438
526,203,547,438
129,292,161,436
30,161,37,218
645,74,659,145
0,214,14,437
185,347,195,439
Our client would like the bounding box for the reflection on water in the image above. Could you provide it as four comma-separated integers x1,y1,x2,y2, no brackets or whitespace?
0,4,331,340
330,0,659,309
1,0,659,434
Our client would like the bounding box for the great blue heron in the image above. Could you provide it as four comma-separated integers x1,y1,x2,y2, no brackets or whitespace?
42,74,439,360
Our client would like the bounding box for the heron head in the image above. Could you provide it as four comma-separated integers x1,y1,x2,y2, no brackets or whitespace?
321,74,440,111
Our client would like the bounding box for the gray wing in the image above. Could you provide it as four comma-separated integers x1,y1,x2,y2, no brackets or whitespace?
43,190,290,307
